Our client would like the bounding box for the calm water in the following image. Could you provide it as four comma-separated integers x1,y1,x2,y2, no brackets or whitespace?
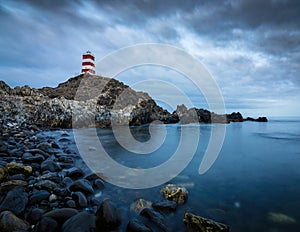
51,118,300,231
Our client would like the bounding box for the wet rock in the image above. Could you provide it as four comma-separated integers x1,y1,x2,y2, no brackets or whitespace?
51,142,60,149
140,208,167,232
37,142,52,152
72,191,88,208
94,178,105,189
41,159,61,172
58,137,71,143
161,184,188,204
69,179,94,194
183,212,229,232
26,208,45,224
0,211,30,232
9,174,26,181
131,198,153,214
62,211,96,232
62,177,73,187
66,200,76,208
63,167,84,179
127,218,152,232
38,216,58,232
38,172,61,183
22,152,44,163
0,144,8,153
96,200,121,231
34,180,59,191
0,166,8,181
152,200,177,212
6,162,32,175
0,180,27,192
26,149,49,158
58,156,73,163
0,187,28,216
43,208,78,223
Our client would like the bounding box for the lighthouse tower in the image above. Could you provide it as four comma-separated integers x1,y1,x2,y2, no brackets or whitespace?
81,51,95,74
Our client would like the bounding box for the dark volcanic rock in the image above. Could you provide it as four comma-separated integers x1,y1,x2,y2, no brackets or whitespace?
63,167,84,179
29,190,50,205
96,200,121,231
0,211,30,232
38,216,59,232
62,211,96,232
226,112,243,122
152,200,177,212
26,208,45,224
69,179,94,194
0,186,28,216
140,208,167,232
244,116,268,122
127,218,152,232
43,208,78,223
72,191,88,208
41,159,61,172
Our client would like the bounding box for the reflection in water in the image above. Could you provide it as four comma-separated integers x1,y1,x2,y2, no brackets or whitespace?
49,118,300,231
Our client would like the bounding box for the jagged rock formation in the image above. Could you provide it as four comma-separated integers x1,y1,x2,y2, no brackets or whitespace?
174,104,267,123
0,74,178,129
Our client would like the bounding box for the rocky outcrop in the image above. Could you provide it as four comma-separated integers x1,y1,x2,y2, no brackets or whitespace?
173,104,267,124
244,116,268,122
0,74,178,129
0,75,267,129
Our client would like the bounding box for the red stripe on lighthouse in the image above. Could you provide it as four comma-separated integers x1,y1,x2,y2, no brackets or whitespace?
82,61,95,67
82,54,95,61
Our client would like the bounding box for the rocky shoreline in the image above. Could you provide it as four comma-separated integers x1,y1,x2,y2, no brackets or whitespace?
0,123,230,232
0,74,268,231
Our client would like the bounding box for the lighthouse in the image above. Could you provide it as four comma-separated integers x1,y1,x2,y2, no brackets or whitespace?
81,51,95,74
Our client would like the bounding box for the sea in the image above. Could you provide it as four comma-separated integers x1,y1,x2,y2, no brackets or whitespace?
47,117,300,231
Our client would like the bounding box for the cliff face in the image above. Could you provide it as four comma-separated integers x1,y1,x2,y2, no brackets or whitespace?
0,74,178,129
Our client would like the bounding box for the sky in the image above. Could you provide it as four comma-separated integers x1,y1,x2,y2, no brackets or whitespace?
0,0,299,117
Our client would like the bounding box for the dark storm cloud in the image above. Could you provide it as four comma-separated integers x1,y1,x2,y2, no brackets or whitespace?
0,0,299,115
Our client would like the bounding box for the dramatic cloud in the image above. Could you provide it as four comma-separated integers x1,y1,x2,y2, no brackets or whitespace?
0,0,299,116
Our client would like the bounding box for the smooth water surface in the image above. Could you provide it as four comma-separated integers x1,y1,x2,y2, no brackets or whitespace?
53,118,300,231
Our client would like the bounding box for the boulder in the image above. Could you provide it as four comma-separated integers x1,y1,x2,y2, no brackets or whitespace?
152,200,177,212
161,184,188,204
95,200,121,231
0,179,27,192
43,208,78,223
127,218,152,232
0,186,28,216
62,211,96,232
6,162,32,175
140,208,167,232
38,216,58,232
69,179,94,194
184,212,229,232
0,211,30,232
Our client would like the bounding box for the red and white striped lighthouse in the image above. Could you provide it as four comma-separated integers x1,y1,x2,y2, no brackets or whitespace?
81,51,95,74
